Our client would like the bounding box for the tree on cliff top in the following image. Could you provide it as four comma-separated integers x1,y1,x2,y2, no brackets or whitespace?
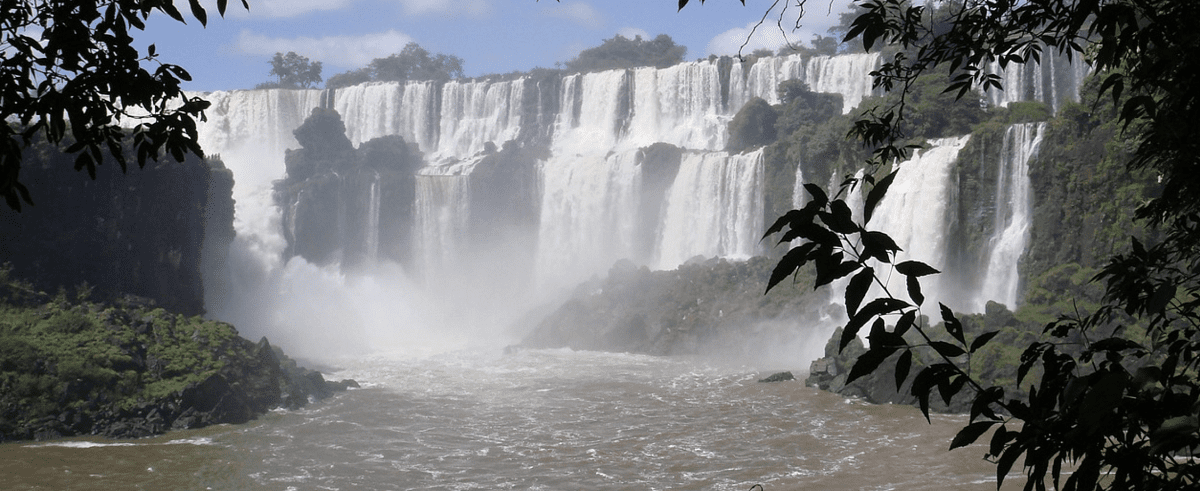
683,0,1200,489
564,34,686,73
258,51,323,89
0,0,246,211
325,42,464,89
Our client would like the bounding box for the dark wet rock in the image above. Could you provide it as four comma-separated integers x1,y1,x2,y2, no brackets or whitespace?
758,371,795,383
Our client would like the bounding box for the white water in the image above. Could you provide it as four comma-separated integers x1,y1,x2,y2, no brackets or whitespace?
973,123,1045,310
872,136,972,311
656,149,765,268
985,52,1091,113
729,52,880,113
3,349,1016,490
189,51,1071,360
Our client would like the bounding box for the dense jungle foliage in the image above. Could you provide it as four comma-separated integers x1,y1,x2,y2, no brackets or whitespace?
0,264,354,442
684,0,1200,489
563,34,688,72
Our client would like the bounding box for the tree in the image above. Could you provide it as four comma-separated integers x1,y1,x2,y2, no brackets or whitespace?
0,0,247,211
684,0,1200,489
325,42,464,89
564,34,687,72
261,51,323,89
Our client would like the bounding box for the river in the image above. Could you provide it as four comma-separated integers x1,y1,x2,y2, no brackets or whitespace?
1,347,1016,490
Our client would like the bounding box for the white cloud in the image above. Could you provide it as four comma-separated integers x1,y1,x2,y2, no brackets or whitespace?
542,1,603,29
252,0,354,17
236,30,415,69
705,0,852,56
179,0,353,18
392,0,489,16
616,27,651,40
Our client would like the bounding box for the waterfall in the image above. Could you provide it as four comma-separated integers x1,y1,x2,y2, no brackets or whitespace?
536,149,643,289
804,53,882,114
728,52,880,114
414,172,471,281
627,61,727,150
973,123,1045,310
436,79,525,159
656,149,764,268
333,81,440,152
365,172,381,262
872,136,972,310
985,52,1090,113
186,50,1091,356
194,89,325,274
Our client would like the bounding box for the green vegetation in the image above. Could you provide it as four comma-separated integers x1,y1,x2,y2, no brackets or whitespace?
259,51,324,89
1,0,245,211
700,0,1200,488
0,264,241,439
564,34,686,73
0,263,353,442
325,42,465,89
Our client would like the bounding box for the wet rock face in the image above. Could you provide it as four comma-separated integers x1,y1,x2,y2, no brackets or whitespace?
0,150,234,316
758,371,795,383
276,109,424,270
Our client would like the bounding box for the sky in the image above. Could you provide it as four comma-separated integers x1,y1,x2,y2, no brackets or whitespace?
138,0,857,92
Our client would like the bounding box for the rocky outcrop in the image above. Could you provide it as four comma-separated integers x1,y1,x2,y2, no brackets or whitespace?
276,108,424,269
520,256,833,357
0,291,357,442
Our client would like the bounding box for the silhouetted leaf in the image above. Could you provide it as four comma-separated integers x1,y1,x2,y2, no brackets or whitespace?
845,266,874,317
823,199,859,234
841,297,911,350
996,443,1022,487
950,421,996,450
970,330,1000,353
766,243,815,293
896,260,939,277
893,310,916,338
804,183,829,208
861,231,901,263
989,424,1010,458
930,341,965,358
1147,283,1176,313
863,169,897,224
847,346,897,386
895,349,912,391
763,209,800,239
906,275,924,306
1079,371,1128,433
1090,337,1143,353
940,303,964,345
188,0,207,25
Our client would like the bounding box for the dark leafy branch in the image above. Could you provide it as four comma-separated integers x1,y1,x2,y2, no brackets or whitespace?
717,0,1200,488
1,0,248,211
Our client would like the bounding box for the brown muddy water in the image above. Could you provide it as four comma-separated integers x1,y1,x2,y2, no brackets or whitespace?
1,348,1023,490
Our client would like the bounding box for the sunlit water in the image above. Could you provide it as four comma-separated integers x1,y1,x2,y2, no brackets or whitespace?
1,348,1015,490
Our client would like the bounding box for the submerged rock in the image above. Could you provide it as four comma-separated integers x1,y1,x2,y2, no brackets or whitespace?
758,371,795,383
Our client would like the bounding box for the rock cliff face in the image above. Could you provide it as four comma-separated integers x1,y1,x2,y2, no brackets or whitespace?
0,143,234,316
275,108,424,269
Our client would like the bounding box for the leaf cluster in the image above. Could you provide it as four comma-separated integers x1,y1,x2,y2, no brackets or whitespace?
0,0,247,211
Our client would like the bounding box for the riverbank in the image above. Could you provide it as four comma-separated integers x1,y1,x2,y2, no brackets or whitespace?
0,267,356,442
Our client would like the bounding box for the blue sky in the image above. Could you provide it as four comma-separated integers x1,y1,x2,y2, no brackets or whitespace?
139,0,856,92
